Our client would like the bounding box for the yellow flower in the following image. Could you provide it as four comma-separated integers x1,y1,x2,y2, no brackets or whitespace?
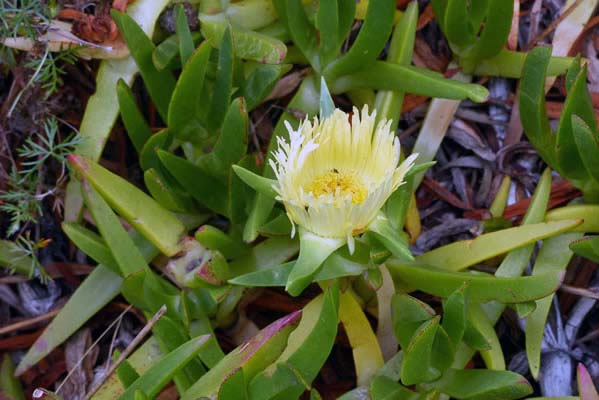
270,106,417,253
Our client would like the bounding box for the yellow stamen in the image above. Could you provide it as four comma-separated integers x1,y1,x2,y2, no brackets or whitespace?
306,169,367,204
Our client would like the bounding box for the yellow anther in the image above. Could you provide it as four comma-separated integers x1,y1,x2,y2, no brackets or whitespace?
307,169,367,204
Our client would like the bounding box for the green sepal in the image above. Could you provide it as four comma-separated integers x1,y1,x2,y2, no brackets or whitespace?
285,229,345,296
229,246,367,287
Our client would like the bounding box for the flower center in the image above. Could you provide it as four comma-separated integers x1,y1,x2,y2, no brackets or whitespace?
306,169,367,204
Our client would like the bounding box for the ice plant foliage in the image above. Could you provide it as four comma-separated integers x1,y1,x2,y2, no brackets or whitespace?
270,106,417,253
230,105,418,295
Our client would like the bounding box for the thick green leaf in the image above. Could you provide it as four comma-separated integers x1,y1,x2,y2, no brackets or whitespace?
181,312,301,399
152,34,180,71
249,285,340,400
431,325,455,375
401,317,441,385
195,225,248,259
115,357,139,388
213,97,249,168
467,0,491,28
229,236,299,277
464,0,513,61
119,336,210,400
225,0,278,31
201,14,287,64
370,376,420,400
82,181,150,277
175,4,194,66
526,233,581,379
158,150,229,216
471,49,574,78
373,0,418,129
572,115,599,186
443,0,475,49
336,0,356,48
415,220,581,271
151,316,206,392
519,46,558,168
325,0,395,78
546,205,599,233
469,303,504,370
139,129,169,172
16,266,122,375
431,0,448,29
111,10,175,121
93,338,163,399
442,284,467,346
570,235,599,263
487,167,552,305
0,354,24,400
273,0,318,67
333,62,489,103
205,27,234,131
143,168,197,213
117,79,151,153
16,224,163,375
69,155,186,256
227,155,253,226
241,64,284,110
388,263,564,304
566,56,583,91
151,31,202,71
556,65,597,180
71,0,169,164
316,0,339,66
452,167,552,370
391,293,436,349
62,223,119,274
168,41,211,142
427,369,532,399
